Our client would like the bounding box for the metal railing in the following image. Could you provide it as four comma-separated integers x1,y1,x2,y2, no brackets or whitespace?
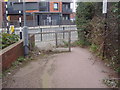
2,20,75,28
62,8,72,13
27,26,78,51
30,28,78,52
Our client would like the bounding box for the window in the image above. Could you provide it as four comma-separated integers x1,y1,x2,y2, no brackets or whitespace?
65,4,69,9
10,2,13,6
63,14,70,20
63,3,70,9
40,2,46,6
54,3,59,10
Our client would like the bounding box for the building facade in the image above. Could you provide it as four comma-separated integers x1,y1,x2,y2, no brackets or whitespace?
3,1,74,27
0,1,5,28
0,1,3,28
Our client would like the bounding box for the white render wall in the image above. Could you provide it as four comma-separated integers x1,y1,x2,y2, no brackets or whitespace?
71,0,77,13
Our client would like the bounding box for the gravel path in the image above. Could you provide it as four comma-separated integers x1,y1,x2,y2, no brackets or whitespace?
3,47,116,88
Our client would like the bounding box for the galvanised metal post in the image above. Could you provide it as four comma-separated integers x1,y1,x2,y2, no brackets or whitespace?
23,26,29,56
63,27,65,39
23,0,29,56
23,0,26,26
102,0,107,59
55,32,58,48
40,28,43,41
68,31,71,52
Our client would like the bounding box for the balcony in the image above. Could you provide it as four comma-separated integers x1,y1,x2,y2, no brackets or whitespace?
39,6,48,11
62,3,72,14
39,2,49,11
13,2,39,11
62,8,72,14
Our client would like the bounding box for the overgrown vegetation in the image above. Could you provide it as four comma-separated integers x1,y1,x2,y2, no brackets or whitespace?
103,78,119,88
0,33,19,49
71,40,90,47
12,56,26,67
90,43,98,53
76,2,119,88
62,40,69,48
76,2,95,47
3,55,33,77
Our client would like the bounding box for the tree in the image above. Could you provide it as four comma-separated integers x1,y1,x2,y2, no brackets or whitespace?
76,2,95,46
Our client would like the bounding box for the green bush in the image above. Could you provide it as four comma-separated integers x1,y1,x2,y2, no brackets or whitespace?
90,43,98,53
62,40,69,47
17,56,26,62
76,2,95,46
0,33,19,49
72,40,91,47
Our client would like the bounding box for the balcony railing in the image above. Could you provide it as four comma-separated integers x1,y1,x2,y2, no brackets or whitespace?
39,6,48,11
62,7,72,14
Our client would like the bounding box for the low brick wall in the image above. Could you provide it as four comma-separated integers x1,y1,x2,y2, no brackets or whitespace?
1,40,24,71
1,35,35,71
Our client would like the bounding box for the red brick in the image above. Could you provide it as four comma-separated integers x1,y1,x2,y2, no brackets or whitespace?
1,41,24,71
49,2,62,13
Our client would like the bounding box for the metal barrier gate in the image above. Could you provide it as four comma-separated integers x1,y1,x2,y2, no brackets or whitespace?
28,26,78,52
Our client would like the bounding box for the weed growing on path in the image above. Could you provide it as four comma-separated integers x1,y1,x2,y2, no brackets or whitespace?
103,78,119,88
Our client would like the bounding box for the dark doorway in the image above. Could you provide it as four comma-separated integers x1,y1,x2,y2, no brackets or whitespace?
37,15,40,26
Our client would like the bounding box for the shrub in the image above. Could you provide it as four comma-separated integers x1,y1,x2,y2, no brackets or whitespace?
76,2,95,46
90,43,98,53
72,40,91,47
0,33,19,49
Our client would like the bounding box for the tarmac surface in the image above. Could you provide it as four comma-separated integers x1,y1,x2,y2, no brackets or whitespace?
3,47,116,88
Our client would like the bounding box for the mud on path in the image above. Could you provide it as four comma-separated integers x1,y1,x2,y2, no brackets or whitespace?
3,47,117,88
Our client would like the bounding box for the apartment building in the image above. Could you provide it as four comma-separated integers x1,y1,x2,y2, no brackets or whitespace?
0,1,3,27
3,1,73,26
0,0,5,28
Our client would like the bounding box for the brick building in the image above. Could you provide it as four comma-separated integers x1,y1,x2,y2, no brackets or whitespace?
3,1,74,27
0,0,5,28
0,1,2,28
70,12,76,21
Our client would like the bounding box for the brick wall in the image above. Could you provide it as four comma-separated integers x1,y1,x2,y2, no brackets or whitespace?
1,40,24,71
1,35,35,71
49,2,62,13
10,15,33,21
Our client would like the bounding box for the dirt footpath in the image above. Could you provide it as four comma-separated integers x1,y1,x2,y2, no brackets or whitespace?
3,47,116,88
